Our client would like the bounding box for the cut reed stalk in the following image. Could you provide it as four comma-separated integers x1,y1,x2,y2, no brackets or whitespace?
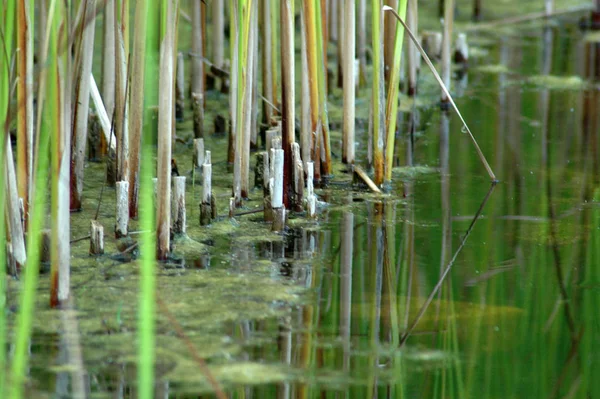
271,148,285,231
281,0,295,209
103,0,116,118
441,0,454,104
342,0,355,164
127,0,149,219
383,0,408,184
16,0,34,221
115,180,129,238
71,0,97,211
156,0,176,260
172,176,186,234
371,0,385,185
383,6,497,181
200,151,212,226
90,220,104,255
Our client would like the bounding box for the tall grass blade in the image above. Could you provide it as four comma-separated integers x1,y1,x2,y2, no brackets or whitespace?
383,6,497,181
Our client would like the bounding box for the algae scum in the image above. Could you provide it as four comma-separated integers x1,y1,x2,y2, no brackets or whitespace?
6,6,600,399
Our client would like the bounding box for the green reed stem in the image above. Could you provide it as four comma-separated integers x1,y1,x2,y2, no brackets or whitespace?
8,0,55,384
384,0,408,184
138,138,156,399
371,0,385,185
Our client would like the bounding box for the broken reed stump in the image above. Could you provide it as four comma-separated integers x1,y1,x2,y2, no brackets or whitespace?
229,197,235,218
193,138,205,169
255,152,266,189
291,142,304,211
40,229,52,263
87,112,103,161
200,151,213,226
454,33,469,67
115,180,129,238
192,92,204,138
176,52,185,121
214,114,227,135
6,243,17,277
172,176,187,234
90,220,105,255
306,162,316,219
262,151,273,222
422,31,443,60
271,148,285,232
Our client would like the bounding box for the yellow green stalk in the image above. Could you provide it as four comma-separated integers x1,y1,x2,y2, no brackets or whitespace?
384,0,408,184
372,0,385,185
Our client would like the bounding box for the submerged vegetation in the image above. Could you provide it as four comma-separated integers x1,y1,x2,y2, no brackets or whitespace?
1,0,599,397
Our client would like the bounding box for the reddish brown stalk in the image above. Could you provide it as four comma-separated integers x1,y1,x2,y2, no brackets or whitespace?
16,0,33,222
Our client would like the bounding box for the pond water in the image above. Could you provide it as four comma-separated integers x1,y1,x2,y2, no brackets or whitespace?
6,8,600,399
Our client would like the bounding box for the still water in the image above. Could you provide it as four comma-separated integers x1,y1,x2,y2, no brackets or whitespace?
7,10,600,399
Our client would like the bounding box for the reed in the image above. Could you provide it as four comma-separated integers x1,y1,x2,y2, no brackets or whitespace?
233,0,255,204
0,0,15,392
114,0,129,182
358,0,368,85
342,0,355,164
441,0,454,104
103,0,116,118
16,0,34,220
280,0,295,208
71,0,96,211
49,0,70,307
156,0,177,260
315,0,332,176
9,0,55,391
383,0,408,184
383,6,496,180
127,0,149,219
406,0,418,95
192,0,204,96
212,0,225,69
261,0,274,125
138,140,156,399
303,0,321,177
371,0,385,185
